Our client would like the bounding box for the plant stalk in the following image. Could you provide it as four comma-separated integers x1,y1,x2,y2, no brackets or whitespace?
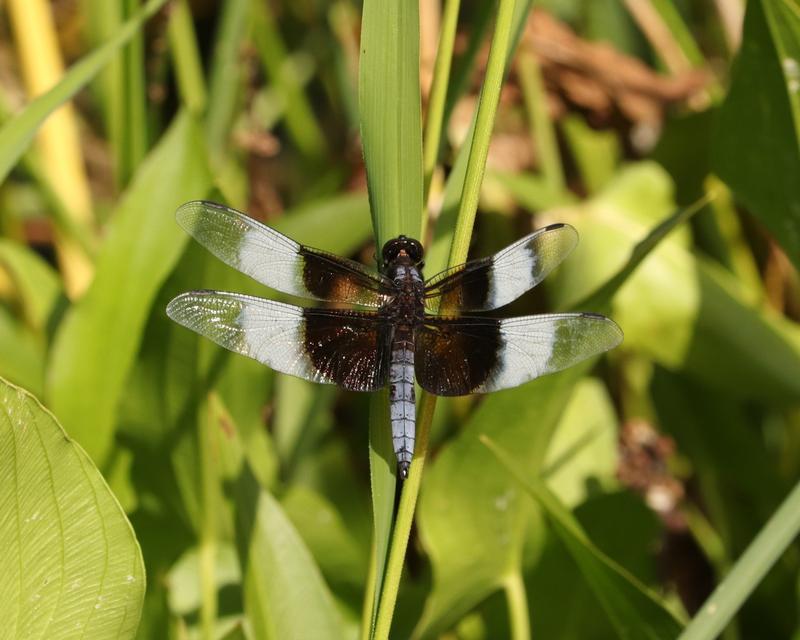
505,571,532,640
6,0,94,298
372,392,436,639
168,0,208,114
422,0,461,207
371,2,519,637
448,0,517,264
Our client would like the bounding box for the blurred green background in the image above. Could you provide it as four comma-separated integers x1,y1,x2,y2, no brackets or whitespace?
0,0,799,638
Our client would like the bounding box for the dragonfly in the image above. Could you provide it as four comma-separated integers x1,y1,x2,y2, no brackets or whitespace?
167,201,623,478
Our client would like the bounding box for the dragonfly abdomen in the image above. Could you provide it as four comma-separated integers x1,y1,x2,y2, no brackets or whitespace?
389,338,415,478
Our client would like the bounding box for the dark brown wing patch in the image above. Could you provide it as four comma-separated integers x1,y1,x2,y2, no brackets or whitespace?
414,317,501,396
422,258,492,312
303,308,391,391
301,247,394,308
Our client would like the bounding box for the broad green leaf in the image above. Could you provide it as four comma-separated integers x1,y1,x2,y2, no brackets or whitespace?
567,190,713,313
523,492,664,639
47,112,213,464
652,371,788,551
282,485,369,600
273,375,336,474
209,396,346,639
546,163,689,345
0,0,168,186
234,467,346,640
543,378,618,508
712,0,800,270
483,437,685,639
546,162,800,403
167,544,240,615
358,0,423,244
414,365,587,638
0,378,145,639
0,239,62,331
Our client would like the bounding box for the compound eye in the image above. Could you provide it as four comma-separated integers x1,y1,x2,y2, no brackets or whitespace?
407,239,423,262
381,240,396,263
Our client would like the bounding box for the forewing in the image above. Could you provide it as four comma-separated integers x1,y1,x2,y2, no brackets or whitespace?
167,291,390,391
423,223,578,312
176,200,393,307
415,312,622,396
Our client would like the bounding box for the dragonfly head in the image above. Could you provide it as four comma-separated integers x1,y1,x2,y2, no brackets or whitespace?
382,235,424,269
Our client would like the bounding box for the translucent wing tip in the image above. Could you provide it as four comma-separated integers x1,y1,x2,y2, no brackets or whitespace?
166,290,213,323
540,221,579,253
175,200,219,232
580,312,624,350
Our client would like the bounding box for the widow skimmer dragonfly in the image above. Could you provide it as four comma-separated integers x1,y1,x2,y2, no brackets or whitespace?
167,201,622,478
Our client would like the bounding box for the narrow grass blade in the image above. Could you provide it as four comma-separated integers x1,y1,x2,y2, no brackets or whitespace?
482,436,685,640
517,50,564,194
678,480,800,640
0,378,145,639
168,0,207,114
206,0,250,159
425,0,532,273
503,571,531,640
422,0,461,204
448,0,520,263
0,0,169,187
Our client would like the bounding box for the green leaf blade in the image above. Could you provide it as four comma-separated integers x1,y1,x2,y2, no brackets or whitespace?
47,112,213,463
0,378,145,639
358,0,423,245
679,480,800,640
414,366,585,638
234,470,346,640
482,437,685,640
712,0,800,269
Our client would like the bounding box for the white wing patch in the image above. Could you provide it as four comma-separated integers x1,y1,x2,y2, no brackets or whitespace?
236,226,304,295
487,242,539,309
166,291,318,382
478,313,623,393
236,297,317,381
